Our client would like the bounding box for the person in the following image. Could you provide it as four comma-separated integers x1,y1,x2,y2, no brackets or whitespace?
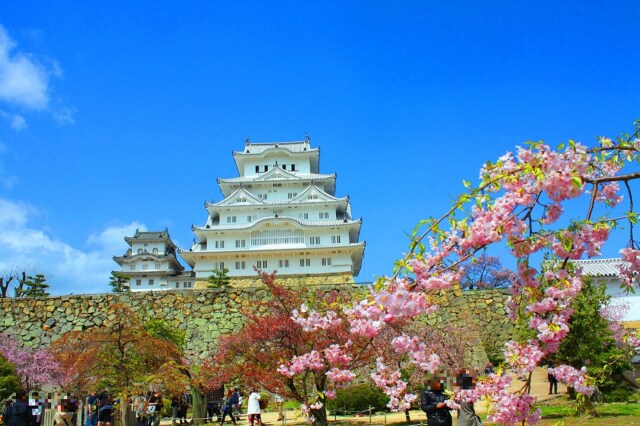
456,373,480,426
246,389,262,426
96,397,113,426
421,377,452,426
274,394,284,421
2,398,14,425
53,400,75,426
5,391,32,426
548,363,559,395
218,390,236,426
28,392,42,426
134,393,148,426
171,396,180,425
85,391,99,426
231,389,239,416
177,396,188,425
147,391,163,426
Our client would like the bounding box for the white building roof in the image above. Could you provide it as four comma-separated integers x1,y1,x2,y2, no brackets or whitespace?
573,258,622,277
193,217,362,232
234,140,318,155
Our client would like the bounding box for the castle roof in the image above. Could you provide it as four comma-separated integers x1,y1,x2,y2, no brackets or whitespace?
234,140,318,155
572,258,622,277
124,228,176,247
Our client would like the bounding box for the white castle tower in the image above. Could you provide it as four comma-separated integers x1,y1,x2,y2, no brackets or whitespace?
180,138,365,287
113,229,194,291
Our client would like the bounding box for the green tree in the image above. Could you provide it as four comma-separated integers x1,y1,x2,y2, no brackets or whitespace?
554,278,633,400
109,271,130,293
144,318,186,351
0,354,21,400
20,274,49,297
207,267,231,288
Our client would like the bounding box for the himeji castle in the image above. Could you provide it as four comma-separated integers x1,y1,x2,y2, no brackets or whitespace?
113,229,195,291
180,138,366,287
114,138,366,290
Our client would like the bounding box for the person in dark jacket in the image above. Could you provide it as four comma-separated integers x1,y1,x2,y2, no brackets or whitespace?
5,391,33,426
421,378,452,426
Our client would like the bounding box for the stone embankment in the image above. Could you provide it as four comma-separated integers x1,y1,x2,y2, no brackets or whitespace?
0,284,512,363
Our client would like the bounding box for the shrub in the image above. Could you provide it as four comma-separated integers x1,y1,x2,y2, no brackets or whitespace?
326,383,389,415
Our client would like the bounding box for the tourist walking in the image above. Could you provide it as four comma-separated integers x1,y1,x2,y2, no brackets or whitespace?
147,391,163,426
274,394,284,421
53,399,75,426
421,378,452,426
456,373,480,426
4,391,32,426
246,389,262,426
218,389,237,426
548,363,559,395
85,391,99,426
133,393,148,426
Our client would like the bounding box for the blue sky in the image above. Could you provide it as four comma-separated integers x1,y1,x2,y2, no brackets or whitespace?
0,2,639,295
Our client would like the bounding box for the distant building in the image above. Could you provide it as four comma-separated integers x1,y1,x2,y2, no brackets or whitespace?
180,138,366,287
574,257,639,322
113,229,194,291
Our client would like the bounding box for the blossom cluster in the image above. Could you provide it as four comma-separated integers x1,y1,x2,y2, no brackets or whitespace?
292,304,342,332
280,136,640,422
548,365,594,396
278,350,324,377
619,248,640,290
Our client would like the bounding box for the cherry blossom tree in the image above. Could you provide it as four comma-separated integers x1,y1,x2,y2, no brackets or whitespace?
0,333,64,391
285,124,640,424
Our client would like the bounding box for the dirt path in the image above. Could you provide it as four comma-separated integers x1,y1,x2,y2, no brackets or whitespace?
161,367,569,426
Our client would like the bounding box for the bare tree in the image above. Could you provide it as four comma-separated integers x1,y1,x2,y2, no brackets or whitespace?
459,254,514,290
0,270,27,298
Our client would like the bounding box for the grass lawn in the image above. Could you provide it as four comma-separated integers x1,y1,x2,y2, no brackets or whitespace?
535,401,640,425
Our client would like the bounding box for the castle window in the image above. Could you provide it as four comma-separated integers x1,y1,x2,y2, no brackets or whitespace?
152,248,159,254
235,240,246,248
142,263,149,270
149,279,155,286
235,261,246,270
227,216,237,223
136,279,141,286
282,164,287,170
318,212,328,219
322,258,332,266
256,260,268,269
279,259,289,268
175,283,179,288
155,262,161,269
331,235,341,244
215,240,225,249
137,249,143,254
288,192,297,199
264,165,269,172
299,258,311,267
255,165,260,173
291,164,296,171
130,264,135,271
309,236,320,245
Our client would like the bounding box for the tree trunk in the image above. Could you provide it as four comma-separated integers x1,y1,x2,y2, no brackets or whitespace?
120,396,131,426
310,395,328,426
191,387,207,426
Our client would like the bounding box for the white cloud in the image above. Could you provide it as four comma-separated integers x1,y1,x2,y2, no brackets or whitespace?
10,113,26,130
0,24,73,128
0,198,147,295
0,25,49,109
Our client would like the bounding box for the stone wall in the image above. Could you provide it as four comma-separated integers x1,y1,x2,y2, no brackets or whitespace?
194,272,355,289
0,285,513,366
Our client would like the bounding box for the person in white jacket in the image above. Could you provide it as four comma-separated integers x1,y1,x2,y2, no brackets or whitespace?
246,389,262,426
